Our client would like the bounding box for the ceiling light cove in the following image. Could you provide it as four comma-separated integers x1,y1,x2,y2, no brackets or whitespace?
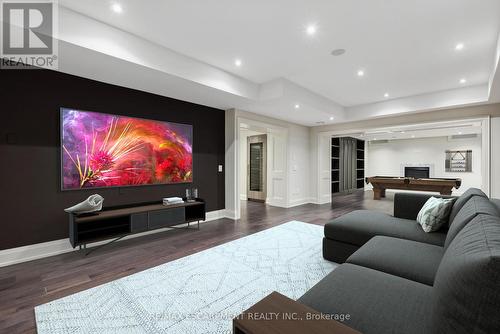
459,78,467,84
306,24,317,36
455,43,464,51
357,70,365,77
234,59,242,67
111,3,123,13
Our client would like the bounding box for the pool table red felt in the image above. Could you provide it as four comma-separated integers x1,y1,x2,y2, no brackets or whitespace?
365,176,461,200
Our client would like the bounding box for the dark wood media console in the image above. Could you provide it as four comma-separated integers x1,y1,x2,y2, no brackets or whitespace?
69,199,206,251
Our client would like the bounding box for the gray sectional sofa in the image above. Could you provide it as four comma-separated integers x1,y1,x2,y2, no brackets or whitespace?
298,188,500,333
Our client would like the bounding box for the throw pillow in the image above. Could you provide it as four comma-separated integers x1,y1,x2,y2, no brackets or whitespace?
417,196,455,233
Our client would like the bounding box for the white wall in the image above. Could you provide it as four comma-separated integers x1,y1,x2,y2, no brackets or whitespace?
236,110,312,207
491,117,500,198
239,129,264,200
224,110,238,219
287,124,312,206
225,109,312,217
366,136,482,194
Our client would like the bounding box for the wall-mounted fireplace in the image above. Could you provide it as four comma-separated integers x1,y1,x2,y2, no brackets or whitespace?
405,166,430,179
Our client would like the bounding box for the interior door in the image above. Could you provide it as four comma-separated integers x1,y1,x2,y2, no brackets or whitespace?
247,135,267,201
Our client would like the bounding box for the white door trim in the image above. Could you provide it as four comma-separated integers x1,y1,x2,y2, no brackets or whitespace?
235,116,289,216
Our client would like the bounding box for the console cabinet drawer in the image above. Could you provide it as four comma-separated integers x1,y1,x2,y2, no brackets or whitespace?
131,213,148,233
149,208,185,229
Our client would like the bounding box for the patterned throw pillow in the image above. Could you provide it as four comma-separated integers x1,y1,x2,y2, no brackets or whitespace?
417,197,456,233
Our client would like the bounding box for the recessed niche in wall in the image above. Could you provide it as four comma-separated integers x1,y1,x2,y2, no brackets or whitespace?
331,136,365,193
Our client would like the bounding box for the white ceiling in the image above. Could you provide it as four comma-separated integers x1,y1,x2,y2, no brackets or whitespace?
4,1,486,125
330,119,483,142
59,0,500,107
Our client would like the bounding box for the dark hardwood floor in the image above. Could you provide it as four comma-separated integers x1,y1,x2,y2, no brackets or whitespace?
0,190,393,333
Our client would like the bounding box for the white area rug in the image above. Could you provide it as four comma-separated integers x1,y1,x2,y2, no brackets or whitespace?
35,221,337,334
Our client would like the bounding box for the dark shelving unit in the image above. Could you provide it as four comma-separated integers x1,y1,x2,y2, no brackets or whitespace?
331,137,340,193
331,137,365,193
356,139,365,189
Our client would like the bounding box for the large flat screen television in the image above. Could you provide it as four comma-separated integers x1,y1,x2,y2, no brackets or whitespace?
61,108,193,190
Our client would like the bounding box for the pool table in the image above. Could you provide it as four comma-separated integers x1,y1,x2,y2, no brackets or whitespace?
365,176,462,200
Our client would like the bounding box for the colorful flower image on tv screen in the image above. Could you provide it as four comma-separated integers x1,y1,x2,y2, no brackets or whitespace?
61,108,193,190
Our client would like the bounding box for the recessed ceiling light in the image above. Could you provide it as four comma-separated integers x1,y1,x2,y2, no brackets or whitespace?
111,3,123,13
357,70,365,77
306,24,317,36
373,138,377,141
384,93,389,98
294,104,300,109
234,59,242,67
400,131,406,134
455,43,464,51
329,116,334,121
331,49,346,56
411,135,416,138
459,78,467,84
458,131,463,135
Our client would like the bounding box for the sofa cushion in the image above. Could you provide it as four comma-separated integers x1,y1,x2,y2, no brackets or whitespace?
416,196,455,232
394,192,452,220
324,210,446,247
298,264,433,334
491,198,500,215
432,214,500,333
322,237,360,263
448,188,487,224
346,236,444,285
444,195,499,249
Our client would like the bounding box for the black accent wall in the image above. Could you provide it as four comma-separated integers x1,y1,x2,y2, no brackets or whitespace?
0,69,225,250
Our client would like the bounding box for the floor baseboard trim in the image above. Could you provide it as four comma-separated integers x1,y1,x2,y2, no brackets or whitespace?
308,196,332,205
223,209,239,220
286,198,316,208
0,209,231,268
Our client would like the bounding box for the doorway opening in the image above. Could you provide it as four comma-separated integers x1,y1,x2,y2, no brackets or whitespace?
240,128,266,203
318,117,490,202
247,134,267,202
